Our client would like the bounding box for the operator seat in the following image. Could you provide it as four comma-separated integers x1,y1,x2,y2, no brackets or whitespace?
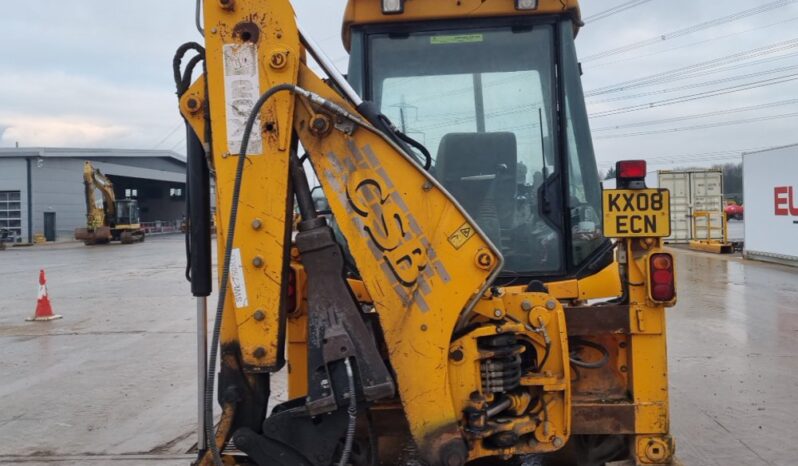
435,132,518,249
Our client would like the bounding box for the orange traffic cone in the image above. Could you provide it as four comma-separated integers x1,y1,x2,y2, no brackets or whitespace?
26,269,62,321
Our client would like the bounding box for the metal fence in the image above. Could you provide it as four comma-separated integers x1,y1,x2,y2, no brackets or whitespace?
140,220,182,235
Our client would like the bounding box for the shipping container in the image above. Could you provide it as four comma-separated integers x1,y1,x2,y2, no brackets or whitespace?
604,169,724,243
743,144,798,267
660,170,724,244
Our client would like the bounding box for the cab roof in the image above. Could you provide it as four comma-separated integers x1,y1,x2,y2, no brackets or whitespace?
342,0,582,50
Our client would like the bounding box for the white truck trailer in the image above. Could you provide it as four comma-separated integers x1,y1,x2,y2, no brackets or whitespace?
743,144,798,267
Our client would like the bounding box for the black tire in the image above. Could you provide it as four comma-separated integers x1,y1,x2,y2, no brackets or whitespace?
573,435,629,466
516,455,544,466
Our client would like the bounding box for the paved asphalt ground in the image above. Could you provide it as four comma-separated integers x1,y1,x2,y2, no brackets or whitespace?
1,232,796,465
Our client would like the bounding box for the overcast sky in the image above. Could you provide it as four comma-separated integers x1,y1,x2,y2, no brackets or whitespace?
1,0,797,173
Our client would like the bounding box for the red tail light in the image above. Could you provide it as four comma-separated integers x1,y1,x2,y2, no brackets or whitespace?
617,160,647,180
649,253,675,302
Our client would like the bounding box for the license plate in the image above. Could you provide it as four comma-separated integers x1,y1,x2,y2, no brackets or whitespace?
602,189,671,238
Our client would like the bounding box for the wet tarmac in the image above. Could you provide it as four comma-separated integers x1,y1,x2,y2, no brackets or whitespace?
669,247,798,466
0,237,198,465
0,236,796,465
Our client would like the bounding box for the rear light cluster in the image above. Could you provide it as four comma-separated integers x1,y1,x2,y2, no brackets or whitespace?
617,160,647,180
649,253,675,302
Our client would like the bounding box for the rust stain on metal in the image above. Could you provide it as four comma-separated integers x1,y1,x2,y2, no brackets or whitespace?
571,402,635,434
233,20,260,44
565,305,630,335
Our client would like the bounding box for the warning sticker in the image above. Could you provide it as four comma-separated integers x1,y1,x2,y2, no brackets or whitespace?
448,222,476,250
431,34,484,45
223,43,262,155
229,248,249,309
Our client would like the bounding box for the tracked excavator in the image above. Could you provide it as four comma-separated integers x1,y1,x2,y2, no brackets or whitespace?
74,161,145,245
177,1,677,465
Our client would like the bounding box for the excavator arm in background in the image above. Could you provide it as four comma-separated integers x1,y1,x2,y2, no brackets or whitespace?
75,161,144,245
82,160,115,230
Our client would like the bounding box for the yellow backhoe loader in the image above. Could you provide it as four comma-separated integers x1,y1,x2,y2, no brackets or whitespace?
177,1,677,465
74,161,145,245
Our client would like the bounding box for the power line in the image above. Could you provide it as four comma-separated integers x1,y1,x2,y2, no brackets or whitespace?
389,73,798,133
597,141,798,168
600,154,744,169
588,64,798,103
592,98,798,131
168,138,186,151
582,0,798,62
383,59,798,128
401,73,531,107
599,154,741,169
151,123,183,150
583,0,657,23
586,16,798,69
588,49,798,98
593,111,798,139
596,146,778,168
585,38,798,97
589,73,798,118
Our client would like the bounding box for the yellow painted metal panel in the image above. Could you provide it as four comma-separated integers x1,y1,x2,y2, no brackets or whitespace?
295,63,502,458
578,261,623,300
202,0,302,370
624,239,675,463
342,0,582,49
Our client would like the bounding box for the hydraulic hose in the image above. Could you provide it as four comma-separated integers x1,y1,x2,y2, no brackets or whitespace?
204,83,305,466
181,54,205,95
172,43,205,285
338,357,358,466
569,338,610,369
173,42,205,97
394,130,432,170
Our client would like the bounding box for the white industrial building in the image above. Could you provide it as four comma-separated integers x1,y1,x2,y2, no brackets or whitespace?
0,147,186,243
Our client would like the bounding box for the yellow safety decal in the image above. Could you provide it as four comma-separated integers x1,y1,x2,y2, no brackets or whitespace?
448,222,476,250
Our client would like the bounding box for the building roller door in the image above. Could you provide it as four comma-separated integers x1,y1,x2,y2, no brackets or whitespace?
0,191,22,243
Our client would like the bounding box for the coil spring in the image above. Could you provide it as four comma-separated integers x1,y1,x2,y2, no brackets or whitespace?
479,334,523,393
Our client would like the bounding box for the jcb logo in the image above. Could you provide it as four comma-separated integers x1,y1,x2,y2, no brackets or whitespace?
346,170,428,288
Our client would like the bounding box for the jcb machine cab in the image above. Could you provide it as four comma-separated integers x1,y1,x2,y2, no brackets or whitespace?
344,0,607,281
178,1,676,465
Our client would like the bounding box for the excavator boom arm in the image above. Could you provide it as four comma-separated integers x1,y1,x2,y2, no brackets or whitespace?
180,1,505,462
81,161,116,227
